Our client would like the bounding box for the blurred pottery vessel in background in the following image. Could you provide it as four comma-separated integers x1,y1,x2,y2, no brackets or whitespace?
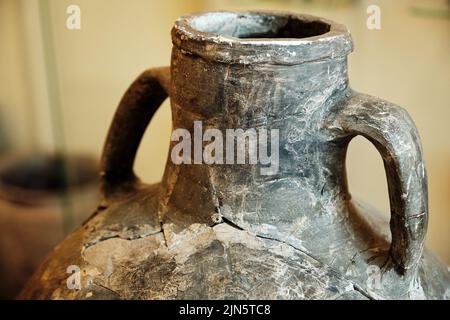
0,153,98,299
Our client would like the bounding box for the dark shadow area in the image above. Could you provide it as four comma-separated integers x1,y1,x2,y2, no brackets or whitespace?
0,154,97,192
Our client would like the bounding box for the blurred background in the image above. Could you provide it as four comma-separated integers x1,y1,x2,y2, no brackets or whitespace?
0,0,448,298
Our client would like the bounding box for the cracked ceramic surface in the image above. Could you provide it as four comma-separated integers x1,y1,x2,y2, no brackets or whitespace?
20,11,449,300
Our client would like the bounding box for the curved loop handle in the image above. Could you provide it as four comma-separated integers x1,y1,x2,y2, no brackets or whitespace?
100,67,171,196
329,92,428,274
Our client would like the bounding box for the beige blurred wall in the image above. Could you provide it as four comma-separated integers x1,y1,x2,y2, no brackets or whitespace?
0,0,34,150
1,0,448,263
46,0,207,183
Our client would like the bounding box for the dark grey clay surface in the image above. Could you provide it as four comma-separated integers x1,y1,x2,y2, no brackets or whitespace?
20,12,449,300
